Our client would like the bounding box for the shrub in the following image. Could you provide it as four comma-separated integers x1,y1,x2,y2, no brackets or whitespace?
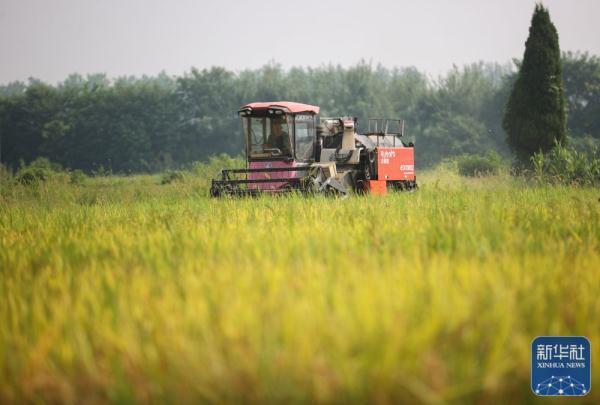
15,157,62,185
16,167,51,185
457,151,504,177
26,157,62,172
532,143,600,185
70,169,87,185
160,170,185,185
92,165,112,177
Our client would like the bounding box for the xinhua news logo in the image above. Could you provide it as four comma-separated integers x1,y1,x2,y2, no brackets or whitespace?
531,336,591,396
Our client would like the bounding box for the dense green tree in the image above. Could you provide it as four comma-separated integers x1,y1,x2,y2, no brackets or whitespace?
503,4,567,162
562,52,600,144
0,53,597,173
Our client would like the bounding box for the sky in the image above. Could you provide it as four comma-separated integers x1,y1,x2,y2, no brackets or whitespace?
1,0,599,84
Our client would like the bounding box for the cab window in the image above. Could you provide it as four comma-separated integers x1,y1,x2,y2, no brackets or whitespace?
294,114,315,161
244,115,292,156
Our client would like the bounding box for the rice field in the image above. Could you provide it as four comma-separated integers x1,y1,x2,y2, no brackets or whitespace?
0,169,599,404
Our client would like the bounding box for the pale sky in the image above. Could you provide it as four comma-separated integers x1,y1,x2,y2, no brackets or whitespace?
1,0,599,84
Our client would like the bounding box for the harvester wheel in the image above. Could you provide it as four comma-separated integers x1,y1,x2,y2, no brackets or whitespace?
210,185,221,198
355,179,367,194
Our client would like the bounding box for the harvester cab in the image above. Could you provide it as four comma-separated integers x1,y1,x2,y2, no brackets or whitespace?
210,101,416,197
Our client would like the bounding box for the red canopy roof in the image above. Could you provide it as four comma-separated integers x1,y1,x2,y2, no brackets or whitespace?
241,101,319,114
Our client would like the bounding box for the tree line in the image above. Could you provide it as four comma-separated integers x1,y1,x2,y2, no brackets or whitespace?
0,52,598,173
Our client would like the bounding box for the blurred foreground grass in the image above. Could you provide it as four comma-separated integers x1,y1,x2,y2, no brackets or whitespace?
0,169,599,403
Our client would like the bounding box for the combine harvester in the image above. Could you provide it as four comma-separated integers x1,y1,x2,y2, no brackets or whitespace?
210,101,416,197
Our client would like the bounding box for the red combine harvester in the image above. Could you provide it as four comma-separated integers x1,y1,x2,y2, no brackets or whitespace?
210,101,416,196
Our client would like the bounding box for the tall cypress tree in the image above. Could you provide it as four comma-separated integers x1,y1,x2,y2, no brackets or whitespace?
503,3,566,162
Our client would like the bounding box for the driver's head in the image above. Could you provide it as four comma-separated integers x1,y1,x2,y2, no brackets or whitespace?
272,118,284,135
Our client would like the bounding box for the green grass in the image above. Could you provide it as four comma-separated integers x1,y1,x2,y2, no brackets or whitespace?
0,169,599,403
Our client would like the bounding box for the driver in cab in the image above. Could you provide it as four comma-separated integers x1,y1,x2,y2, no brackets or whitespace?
266,118,292,155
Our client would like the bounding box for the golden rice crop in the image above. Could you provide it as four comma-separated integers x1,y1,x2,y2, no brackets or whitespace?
0,171,599,403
